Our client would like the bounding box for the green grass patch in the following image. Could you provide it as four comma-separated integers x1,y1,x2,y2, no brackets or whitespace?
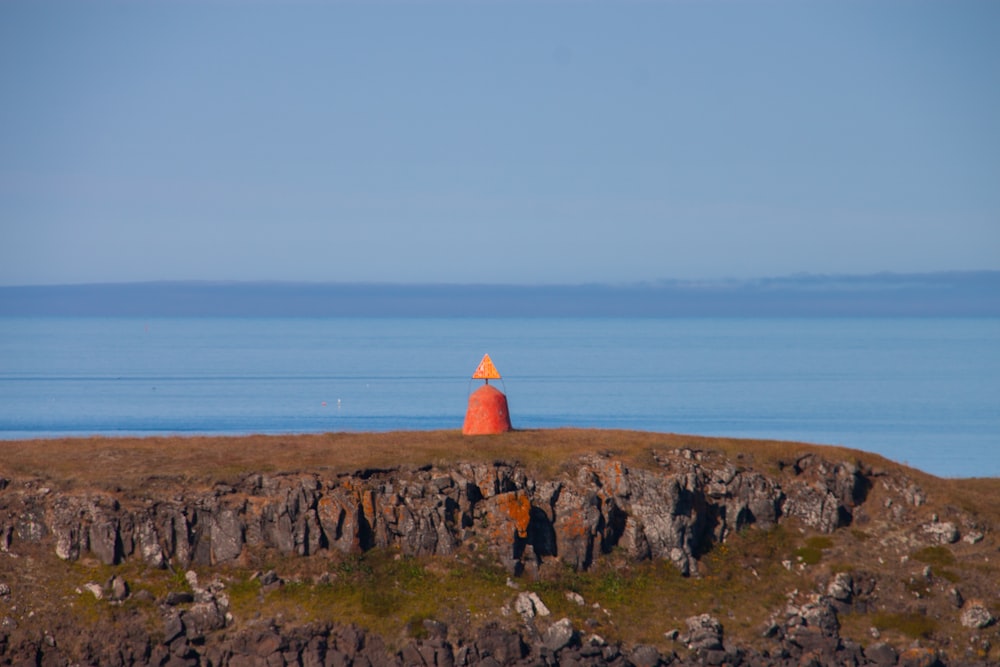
224,525,806,650
912,546,956,568
805,536,834,550
936,569,961,583
226,576,262,617
794,535,834,565
232,549,514,642
872,612,937,639
28,557,186,636
794,547,823,565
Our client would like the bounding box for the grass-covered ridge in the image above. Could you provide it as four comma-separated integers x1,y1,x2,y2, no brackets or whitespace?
1,429,998,664
0,427,948,489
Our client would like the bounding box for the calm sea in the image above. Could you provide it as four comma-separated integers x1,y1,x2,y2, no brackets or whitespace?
1,317,997,478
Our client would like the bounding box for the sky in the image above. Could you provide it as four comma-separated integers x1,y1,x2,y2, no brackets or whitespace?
1,0,998,286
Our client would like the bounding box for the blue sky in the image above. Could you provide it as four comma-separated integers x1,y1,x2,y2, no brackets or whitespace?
1,1,998,286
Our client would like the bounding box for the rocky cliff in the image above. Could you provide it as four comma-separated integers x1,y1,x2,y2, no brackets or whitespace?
0,432,997,666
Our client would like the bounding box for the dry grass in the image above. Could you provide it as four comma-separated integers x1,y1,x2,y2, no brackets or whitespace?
0,428,925,494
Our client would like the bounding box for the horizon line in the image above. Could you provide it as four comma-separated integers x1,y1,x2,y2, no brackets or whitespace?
3,269,999,290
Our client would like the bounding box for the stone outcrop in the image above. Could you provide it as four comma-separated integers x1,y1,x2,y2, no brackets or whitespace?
3,446,993,666
0,451,870,577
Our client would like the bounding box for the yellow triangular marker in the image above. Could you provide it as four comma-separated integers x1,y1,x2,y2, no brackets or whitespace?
472,353,501,380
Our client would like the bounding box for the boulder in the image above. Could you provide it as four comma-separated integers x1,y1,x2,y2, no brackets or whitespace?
542,618,576,653
922,521,960,544
863,641,897,667
181,600,226,638
109,575,129,602
897,647,943,667
473,625,526,664
683,614,723,651
629,644,662,667
960,601,995,629
164,591,195,606
826,572,853,602
162,612,185,644
513,591,550,620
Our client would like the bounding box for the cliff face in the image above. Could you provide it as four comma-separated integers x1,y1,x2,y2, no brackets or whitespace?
0,441,996,667
5,449,864,577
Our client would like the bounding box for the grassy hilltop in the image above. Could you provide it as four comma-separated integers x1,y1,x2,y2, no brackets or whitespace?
1,429,998,665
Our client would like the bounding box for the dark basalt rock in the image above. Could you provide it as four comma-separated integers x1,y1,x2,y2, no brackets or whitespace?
2,452,871,579
0,450,989,666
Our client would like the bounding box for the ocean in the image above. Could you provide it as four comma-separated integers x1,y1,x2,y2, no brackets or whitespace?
1,316,997,478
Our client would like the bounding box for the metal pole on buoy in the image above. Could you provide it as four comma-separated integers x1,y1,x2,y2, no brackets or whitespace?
462,354,512,435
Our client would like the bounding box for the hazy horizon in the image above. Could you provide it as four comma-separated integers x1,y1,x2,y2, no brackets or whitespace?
2,268,999,289
3,270,997,317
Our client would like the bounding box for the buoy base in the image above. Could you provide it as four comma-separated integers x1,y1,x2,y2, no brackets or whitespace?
463,384,512,435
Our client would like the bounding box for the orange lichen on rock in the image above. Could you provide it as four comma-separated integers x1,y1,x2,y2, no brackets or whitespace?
496,490,531,539
480,490,532,547
351,486,376,528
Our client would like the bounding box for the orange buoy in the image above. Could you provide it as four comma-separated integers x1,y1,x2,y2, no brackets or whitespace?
463,384,512,435
463,354,512,435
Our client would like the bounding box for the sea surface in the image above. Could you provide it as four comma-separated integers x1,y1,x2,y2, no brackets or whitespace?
1,317,997,478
